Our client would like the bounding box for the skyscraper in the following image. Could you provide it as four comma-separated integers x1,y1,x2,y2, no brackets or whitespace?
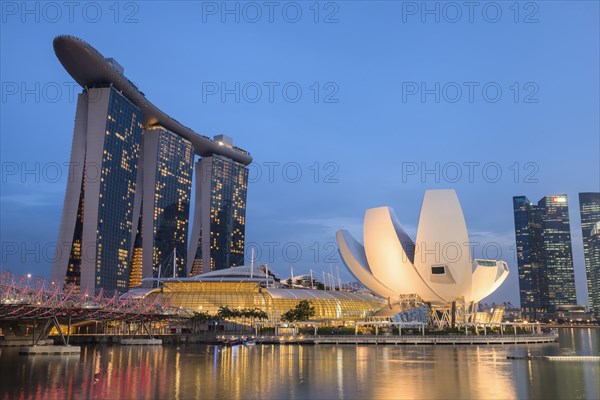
128,127,194,288
579,192,600,315
513,196,543,319
512,195,577,320
51,36,252,293
188,135,249,275
53,86,144,293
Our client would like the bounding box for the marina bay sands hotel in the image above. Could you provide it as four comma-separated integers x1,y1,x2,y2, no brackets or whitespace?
50,36,251,294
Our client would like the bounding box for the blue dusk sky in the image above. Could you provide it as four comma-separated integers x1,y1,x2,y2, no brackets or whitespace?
1,1,598,305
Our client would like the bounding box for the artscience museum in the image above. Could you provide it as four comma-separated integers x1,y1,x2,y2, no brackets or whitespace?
336,189,509,324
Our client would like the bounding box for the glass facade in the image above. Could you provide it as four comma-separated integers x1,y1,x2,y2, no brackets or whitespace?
145,281,383,321
579,192,600,315
514,196,536,318
96,87,144,291
540,195,577,308
513,195,577,320
149,127,193,279
63,86,143,293
191,155,248,274
128,128,194,287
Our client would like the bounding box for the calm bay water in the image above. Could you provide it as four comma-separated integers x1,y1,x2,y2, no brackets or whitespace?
1,328,598,399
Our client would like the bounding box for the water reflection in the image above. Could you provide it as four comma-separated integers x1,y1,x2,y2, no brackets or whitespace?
1,329,598,399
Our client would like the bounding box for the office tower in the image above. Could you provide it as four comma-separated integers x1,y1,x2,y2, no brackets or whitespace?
513,196,543,319
512,195,577,320
188,135,249,275
52,36,252,293
579,192,600,315
52,86,144,293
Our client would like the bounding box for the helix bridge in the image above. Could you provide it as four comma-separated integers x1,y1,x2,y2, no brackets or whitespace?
0,272,188,345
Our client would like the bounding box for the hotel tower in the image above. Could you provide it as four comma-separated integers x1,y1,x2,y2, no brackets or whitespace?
51,36,251,294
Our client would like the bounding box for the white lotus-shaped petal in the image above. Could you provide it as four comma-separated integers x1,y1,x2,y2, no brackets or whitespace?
414,189,472,303
336,189,508,306
336,230,399,300
363,207,443,303
470,260,509,302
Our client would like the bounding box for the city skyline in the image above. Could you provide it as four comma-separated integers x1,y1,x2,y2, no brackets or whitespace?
1,4,598,400
1,3,598,305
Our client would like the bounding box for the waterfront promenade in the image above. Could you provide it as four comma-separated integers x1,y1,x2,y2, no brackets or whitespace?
34,332,558,346
257,333,559,345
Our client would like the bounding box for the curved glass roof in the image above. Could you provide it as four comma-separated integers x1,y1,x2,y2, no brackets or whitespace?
188,266,271,282
265,288,381,303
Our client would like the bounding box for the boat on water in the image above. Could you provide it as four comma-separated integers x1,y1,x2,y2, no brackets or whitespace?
217,337,242,346
217,336,257,346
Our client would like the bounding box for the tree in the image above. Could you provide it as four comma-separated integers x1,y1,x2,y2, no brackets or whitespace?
254,309,269,321
217,306,233,320
281,300,315,322
190,311,219,333
191,311,215,323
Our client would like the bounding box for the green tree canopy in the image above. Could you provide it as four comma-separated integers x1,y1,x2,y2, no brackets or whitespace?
281,300,316,322
190,311,219,323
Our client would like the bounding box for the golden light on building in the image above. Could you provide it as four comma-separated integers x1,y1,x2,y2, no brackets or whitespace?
125,266,384,321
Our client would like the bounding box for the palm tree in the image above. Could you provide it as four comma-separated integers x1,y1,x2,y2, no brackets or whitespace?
190,311,219,333
256,309,269,321
217,306,232,320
